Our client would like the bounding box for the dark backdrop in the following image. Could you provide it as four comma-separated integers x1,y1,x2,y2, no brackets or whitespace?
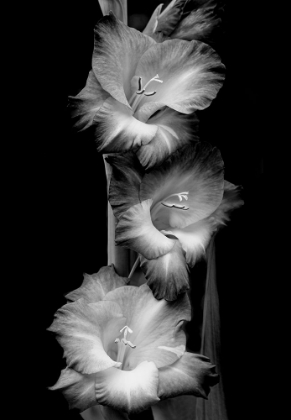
37,1,265,419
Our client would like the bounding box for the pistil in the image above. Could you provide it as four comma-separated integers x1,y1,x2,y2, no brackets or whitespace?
115,325,136,366
129,74,163,112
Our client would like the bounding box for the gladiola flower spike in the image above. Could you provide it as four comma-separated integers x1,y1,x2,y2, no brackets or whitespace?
48,265,219,415
144,0,224,44
108,142,243,301
69,13,224,168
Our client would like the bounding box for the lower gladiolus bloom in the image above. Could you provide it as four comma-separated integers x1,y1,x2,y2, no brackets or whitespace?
48,265,219,415
108,142,243,300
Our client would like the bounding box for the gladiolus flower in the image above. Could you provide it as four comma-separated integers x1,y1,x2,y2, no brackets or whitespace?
70,13,225,168
48,266,219,415
108,142,243,300
144,0,223,44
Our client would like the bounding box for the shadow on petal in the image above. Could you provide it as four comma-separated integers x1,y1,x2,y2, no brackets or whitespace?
157,352,219,400
151,395,196,420
50,368,97,412
140,240,189,301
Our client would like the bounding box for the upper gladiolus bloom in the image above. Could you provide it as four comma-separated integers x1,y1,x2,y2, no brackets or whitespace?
108,142,243,301
48,265,219,415
143,0,223,44
70,13,225,168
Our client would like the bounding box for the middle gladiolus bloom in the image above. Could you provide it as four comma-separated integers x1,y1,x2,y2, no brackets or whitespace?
108,142,243,301
49,266,218,416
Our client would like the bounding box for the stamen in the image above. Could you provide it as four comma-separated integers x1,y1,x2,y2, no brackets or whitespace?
150,192,190,220
161,203,189,210
138,77,142,92
129,74,163,112
115,325,136,348
135,75,163,97
144,91,156,96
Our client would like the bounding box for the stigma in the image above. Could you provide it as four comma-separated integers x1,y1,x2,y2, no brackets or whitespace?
115,325,136,348
136,74,163,97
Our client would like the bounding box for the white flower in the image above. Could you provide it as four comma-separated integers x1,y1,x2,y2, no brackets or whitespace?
108,143,243,300
48,266,219,415
70,13,224,168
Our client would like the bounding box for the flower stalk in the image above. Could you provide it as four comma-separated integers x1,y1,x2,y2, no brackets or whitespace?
103,156,131,277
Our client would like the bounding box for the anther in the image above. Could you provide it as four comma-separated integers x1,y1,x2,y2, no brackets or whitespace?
136,74,163,97
115,325,136,348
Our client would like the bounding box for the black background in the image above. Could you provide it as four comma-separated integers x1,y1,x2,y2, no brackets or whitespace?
35,1,265,419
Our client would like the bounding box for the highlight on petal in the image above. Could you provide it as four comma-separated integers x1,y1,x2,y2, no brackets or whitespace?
49,368,96,412
115,200,176,259
132,38,225,115
136,108,199,169
94,97,158,152
104,284,191,370
95,361,160,413
158,352,219,400
48,299,126,374
66,265,129,303
171,0,223,42
92,13,155,106
68,71,109,130
140,240,190,301
107,153,143,219
164,219,213,267
140,142,224,229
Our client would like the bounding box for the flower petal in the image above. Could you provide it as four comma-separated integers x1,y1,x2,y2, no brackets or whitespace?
95,361,160,413
142,4,164,39
92,14,155,107
104,284,191,370
115,200,176,259
158,352,219,400
143,0,187,41
66,265,129,303
50,368,96,412
171,0,222,42
151,396,196,420
81,405,106,420
165,219,213,267
137,108,199,169
155,0,187,36
139,240,190,301
98,1,127,24
140,142,224,229
131,38,225,114
69,70,109,130
48,299,126,374
107,153,143,219
100,406,130,420
94,97,158,152
210,180,244,226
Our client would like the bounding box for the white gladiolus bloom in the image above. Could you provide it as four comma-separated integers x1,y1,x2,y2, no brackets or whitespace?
49,266,218,416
